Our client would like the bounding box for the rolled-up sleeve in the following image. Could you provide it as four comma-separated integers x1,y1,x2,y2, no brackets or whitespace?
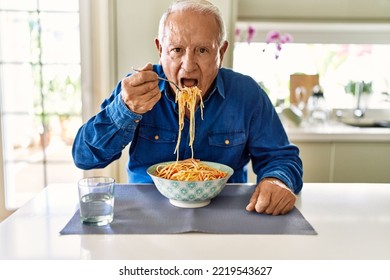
72,83,142,170
249,88,303,194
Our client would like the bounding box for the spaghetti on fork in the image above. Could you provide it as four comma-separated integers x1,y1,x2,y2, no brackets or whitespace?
174,86,204,160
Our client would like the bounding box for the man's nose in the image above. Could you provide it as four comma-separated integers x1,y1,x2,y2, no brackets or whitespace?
181,51,197,72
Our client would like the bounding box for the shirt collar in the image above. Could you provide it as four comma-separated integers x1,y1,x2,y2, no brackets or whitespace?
214,69,226,99
201,70,226,103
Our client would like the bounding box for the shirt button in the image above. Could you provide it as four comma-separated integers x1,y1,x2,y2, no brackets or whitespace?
134,119,140,123
224,139,230,145
154,135,159,140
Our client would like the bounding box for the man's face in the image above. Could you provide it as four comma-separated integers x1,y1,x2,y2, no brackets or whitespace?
155,10,228,97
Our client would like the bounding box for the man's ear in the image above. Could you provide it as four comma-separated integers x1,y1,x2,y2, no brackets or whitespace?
154,37,162,57
218,40,229,68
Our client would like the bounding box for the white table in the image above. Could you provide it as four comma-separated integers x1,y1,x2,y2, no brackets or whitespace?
0,183,389,260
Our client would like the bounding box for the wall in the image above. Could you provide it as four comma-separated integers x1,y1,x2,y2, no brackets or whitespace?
237,0,390,21
236,0,390,44
78,0,120,180
115,0,170,78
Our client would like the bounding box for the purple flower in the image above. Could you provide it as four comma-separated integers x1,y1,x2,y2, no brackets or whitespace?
247,25,256,43
266,30,280,43
236,26,293,59
280,33,293,44
264,30,293,59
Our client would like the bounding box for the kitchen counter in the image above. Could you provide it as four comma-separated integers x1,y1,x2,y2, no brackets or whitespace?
285,121,390,142
281,108,390,142
1,183,389,260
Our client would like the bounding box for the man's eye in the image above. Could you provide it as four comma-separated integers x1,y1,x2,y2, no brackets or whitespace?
199,48,207,54
172,48,182,53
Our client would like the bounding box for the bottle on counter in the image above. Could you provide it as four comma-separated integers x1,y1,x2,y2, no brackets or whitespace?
307,85,329,124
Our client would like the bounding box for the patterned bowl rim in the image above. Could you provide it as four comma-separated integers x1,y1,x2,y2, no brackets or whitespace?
146,160,234,183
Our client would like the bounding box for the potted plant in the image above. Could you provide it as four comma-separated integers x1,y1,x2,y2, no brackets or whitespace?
344,80,372,95
344,81,373,117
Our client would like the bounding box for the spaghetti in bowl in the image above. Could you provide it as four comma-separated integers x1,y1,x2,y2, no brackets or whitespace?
147,159,234,208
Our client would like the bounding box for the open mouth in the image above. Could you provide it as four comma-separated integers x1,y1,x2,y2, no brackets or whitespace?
180,78,198,88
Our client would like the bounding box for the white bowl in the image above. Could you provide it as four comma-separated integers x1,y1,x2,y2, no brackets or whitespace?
147,161,234,208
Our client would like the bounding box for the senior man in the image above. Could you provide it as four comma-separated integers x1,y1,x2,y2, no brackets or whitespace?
73,0,303,215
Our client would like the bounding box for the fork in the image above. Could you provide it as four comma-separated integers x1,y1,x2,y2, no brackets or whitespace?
132,68,182,92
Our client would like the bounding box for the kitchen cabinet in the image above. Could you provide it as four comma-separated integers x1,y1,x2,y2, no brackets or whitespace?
332,142,390,183
247,142,333,183
286,122,390,183
249,141,390,184
294,142,332,182
296,141,390,183
247,121,390,183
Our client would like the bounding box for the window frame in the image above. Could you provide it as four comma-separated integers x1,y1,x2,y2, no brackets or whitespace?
235,21,390,44
0,2,83,212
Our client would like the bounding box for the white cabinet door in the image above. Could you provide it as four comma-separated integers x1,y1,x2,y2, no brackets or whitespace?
333,142,390,183
295,142,332,182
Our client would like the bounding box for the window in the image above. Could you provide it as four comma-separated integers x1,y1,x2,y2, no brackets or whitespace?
233,22,390,109
0,0,83,209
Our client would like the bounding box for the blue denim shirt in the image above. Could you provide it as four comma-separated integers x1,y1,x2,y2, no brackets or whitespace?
72,65,303,194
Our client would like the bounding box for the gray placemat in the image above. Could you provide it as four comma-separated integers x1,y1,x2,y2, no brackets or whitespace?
60,184,317,235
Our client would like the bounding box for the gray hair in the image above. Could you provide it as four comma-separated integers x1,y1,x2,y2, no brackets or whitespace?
158,0,226,46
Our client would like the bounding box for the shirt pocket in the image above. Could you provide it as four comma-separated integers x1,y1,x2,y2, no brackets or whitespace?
139,125,177,144
208,131,246,147
207,131,247,164
133,125,177,164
